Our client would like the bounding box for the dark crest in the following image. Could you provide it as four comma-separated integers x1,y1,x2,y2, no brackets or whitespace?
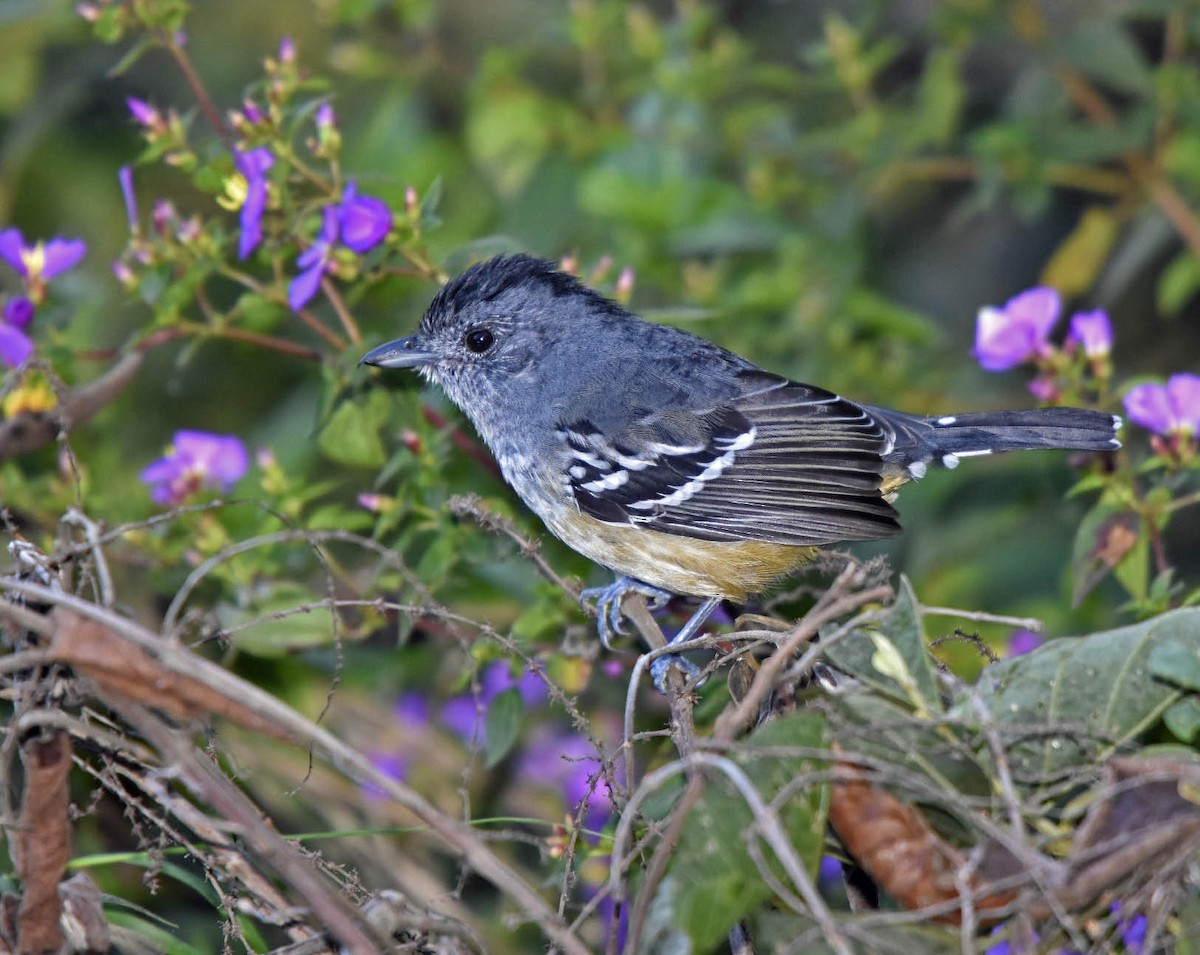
422,254,624,330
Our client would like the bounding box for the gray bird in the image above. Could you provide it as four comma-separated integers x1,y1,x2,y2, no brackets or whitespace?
360,254,1120,671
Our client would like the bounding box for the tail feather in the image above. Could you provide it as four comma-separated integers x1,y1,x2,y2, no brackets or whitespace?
870,405,1121,475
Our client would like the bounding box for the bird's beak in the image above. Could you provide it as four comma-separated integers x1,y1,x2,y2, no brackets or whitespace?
358,335,438,370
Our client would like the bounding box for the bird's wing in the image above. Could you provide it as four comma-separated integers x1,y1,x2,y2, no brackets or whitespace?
558,370,901,546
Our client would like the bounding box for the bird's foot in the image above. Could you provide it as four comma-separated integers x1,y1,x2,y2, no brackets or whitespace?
649,652,705,692
580,575,673,648
649,595,723,692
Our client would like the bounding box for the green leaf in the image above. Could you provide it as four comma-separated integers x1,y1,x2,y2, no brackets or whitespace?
1149,637,1200,691
484,687,523,768
1058,18,1152,94
823,576,941,714
1164,698,1200,743
961,609,1196,778
669,712,827,950
1070,500,1144,605
1157,250,1200,317
317,388,393,468
217,583,335,657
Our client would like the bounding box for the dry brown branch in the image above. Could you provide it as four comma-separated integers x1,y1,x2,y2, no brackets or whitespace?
0,577,590,955
12,729,72,953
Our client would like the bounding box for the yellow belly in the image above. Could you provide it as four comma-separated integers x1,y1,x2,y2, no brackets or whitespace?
544,509,818,601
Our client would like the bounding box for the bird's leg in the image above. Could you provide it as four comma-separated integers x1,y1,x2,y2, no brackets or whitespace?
649,595,722,690
580,575,672,648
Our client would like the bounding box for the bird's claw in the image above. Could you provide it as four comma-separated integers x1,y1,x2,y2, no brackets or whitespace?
649,652,704,692
581,576,674,649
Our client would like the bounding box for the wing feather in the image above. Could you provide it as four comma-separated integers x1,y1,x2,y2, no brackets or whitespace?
563,370,901,546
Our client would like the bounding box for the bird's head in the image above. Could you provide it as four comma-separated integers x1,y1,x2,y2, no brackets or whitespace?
359,254,629,429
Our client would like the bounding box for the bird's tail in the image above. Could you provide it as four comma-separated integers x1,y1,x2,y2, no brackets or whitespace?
870,406,1121,477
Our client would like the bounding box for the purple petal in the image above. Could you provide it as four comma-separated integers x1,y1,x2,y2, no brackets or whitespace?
318,203,340,244
1124,383,1174,436
1007,629,1042,656
974,287,1061,372
139,456,181,486
339,186,393,254
440,695,482,740
234,146,274,180
118,166,138,230
1167,373,1200,434
316,103,336,130
40,239,87,280
172,430,248,488
0,324,32,367
238,177,267,260
1004,287,1061,339
3,297,35,329
278,36,295,63
126,96,159,126
1066,309,1112,358
0,228,27,275
287,261,326,311
394,692,430,726
974,306,1037,371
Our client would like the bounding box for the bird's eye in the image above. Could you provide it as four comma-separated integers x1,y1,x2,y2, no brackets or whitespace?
464,328,495,353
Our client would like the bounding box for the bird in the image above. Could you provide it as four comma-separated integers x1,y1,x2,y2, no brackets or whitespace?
360,254,1121,674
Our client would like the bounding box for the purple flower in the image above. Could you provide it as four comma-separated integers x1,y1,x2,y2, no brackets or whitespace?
1123,373,1200,437
439,661,547,740
1066,308,1112,359
118,165,138,231
0,228,87,283
287,205,339,310
339,181,392,254
140,430,249,506
1007,629,1042,657
0,322,33,368
316,103,336,132
362,751,407,801
518,727,613,830
234,147,274,260
278,36,295,64
126,96,161,128
394,691,430,726
974,287,1060,371
4,296,35,330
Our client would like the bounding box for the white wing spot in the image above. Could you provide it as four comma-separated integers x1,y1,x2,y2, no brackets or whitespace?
907,460,927,480
937,415,957,426
942,453,960,469
953,448,994,458
569,465,587,480
581,470,629,493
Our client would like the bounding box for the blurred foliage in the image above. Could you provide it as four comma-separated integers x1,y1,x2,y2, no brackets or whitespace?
0,0,1199,951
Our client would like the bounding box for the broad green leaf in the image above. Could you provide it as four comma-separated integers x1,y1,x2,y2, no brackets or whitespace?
217,583,336,657
962,609,1197,778
828,693,989,804
823,576,941,714
668,712,827,951
1149,637,1200,691
317,388,392,468
484,687,522,768
1164,698,1200,743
